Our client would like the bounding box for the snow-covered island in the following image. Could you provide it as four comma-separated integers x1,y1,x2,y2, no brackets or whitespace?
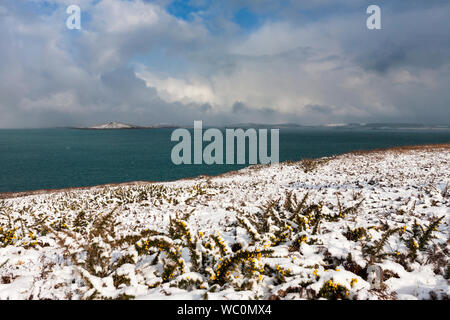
75,121,178,130
0,144,449,300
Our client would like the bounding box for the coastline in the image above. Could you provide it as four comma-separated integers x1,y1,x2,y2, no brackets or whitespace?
1,142,449,200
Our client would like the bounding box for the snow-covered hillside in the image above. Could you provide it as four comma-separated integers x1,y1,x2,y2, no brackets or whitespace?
0,145,449,300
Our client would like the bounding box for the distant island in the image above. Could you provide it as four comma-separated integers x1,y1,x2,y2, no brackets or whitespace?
225,123,450,130
74,122,179,130
71,121,450,131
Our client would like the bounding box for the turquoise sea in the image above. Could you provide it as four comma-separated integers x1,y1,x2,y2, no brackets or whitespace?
0,127,449,193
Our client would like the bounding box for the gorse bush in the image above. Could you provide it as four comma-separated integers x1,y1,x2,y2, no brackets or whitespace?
344,227,369,242
0,227,17,247
405,216,444,260
35,207,143,299
318,279,350,300
363,227,402,263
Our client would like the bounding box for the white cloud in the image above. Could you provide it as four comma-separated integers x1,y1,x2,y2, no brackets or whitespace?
92,0,162,33
136,69,219,105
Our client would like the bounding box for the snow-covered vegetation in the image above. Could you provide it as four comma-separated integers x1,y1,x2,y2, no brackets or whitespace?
0,145,449,300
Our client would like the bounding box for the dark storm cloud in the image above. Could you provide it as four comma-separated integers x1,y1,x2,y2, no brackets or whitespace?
232,101,277,119
304,104,334,114
232,101,246,113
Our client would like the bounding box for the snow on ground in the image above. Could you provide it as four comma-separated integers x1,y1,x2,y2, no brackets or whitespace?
0,145,449,300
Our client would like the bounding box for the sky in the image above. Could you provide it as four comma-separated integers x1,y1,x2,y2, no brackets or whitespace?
0,0,449,128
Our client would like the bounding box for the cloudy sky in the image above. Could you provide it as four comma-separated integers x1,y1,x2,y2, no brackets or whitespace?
0,0,449,128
